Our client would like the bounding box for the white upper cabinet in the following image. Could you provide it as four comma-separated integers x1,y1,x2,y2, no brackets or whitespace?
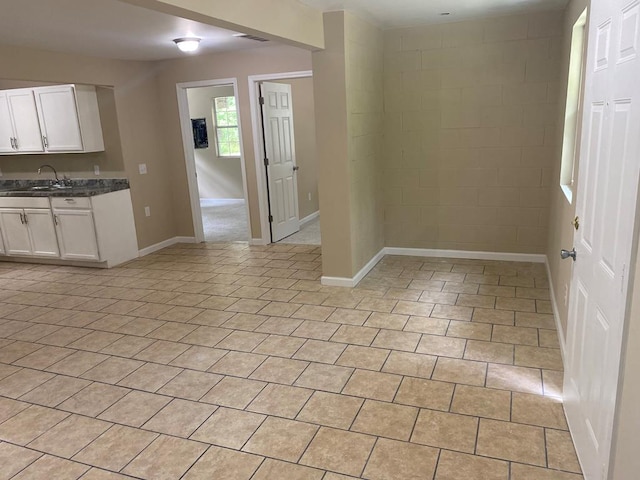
0,84,104,155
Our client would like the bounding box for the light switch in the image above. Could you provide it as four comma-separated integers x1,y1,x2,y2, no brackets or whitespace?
139,164,147,175
144,206,151,217
94,165,100,175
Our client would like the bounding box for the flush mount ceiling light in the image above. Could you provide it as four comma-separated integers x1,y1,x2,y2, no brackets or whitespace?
173,37,201,52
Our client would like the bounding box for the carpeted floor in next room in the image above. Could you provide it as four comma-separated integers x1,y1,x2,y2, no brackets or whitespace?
201,199,248,243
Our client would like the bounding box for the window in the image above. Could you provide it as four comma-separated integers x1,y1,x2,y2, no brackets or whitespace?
560,8,588,204
213,96,240,157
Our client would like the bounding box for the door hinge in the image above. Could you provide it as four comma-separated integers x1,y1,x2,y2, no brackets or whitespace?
264,157,269,166
259,96,265,105
268,215,273,223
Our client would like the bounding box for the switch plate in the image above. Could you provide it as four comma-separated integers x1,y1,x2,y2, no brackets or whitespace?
308,192,311,201
139,164,147,175
144,206,151,217
94,165,100,175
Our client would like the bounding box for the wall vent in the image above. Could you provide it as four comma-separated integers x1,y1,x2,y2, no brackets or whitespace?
236,34,269,42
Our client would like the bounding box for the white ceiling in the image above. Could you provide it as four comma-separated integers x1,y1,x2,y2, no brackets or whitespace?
298,0,569,29
0,0,272,61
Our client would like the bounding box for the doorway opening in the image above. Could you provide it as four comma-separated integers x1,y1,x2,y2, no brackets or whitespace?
177,78,251,243
248,71,321,246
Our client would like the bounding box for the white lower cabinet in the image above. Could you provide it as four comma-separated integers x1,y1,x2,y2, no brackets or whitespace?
0,201,59,258
53,208,99,261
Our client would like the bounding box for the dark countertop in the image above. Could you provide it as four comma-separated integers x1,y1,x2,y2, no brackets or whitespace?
0,178,129,197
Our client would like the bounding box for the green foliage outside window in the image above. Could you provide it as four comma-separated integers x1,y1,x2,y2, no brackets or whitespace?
213,96,240,157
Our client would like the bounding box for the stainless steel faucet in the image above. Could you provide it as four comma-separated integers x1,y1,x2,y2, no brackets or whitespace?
37,164,61,186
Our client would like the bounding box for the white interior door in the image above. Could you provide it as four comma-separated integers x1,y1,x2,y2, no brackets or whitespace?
260,81,300,242
563,0,640,479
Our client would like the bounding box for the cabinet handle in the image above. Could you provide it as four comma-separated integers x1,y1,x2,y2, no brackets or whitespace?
13,137,18,150
53,214,59,226
22,213,27,225
19,213,24,224
42,136,48,148
10,137,15,149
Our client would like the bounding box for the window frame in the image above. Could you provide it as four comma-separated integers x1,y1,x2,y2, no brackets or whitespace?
212,96,241,158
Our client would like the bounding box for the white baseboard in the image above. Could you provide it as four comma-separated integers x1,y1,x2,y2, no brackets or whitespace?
300,210,320,227
384,247,547,264
545,257,567,363
138,236,196,256
321,248,385,287
249,238,268,246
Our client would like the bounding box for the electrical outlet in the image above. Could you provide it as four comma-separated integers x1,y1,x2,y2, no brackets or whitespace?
144,206,151,217
308,192,311,201
94,165,100,175
564,284,569,306
139,164,147,175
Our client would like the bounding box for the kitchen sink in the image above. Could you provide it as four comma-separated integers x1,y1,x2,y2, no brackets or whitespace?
3,185,74,193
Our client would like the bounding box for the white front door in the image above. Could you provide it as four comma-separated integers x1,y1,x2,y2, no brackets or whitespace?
260,81,300,242
563,0,640,479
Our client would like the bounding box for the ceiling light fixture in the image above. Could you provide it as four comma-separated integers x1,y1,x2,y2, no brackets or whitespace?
173,37,201,52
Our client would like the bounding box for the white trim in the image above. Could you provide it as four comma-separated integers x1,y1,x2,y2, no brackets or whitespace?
545,256,567,363
300,210,319,227
321,248,385,287
248,70,313,245
176,78,251,244
250,238,268,246
384,247,547,264
138,236,196,257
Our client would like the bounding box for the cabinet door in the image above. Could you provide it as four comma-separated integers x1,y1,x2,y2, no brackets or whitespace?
7,90,44,153
0,208,31,255
53,209,99,261
0,93,15,153
35,85,83,152
24,209,59,258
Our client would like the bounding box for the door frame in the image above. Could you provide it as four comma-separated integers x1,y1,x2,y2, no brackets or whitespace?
176,78,251,243
248,70,312,245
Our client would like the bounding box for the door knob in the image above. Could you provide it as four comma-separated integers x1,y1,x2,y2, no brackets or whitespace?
292,165,299,172
560,248,576,261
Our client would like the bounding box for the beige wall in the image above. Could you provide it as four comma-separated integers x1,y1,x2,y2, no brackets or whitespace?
547,0,588,336
346,13,385,272
383,12,563,253
275,77,319,219
155,45,313,240
186,85,244,199
0,45,175,250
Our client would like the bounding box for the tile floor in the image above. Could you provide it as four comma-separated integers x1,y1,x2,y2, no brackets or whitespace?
0,243,583,479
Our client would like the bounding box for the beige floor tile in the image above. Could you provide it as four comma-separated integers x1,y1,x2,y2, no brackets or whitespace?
98,336,155,357
252,459,324,480
190,406,265,448
419,291,459,305
117,363,182,392
180,326,233,347
492,325,539,346
342,369,402,401
331,325,379,346
432,357,487,386
292,320,340,340
511,392,568,429
12,455,89,480
243,416,318,462
546,429,582,473
434,450,509,480
134,340,190,363
97,390,170,427
208,351,267,377
495,297,537,312
476,418,546,466
146,322,197,341
11,324,60,342
446,320,492,341
122,434,207,480
472,308,515,326
404,316,450,335
68,331,123,352
249,356,309,384
247,383,313,418
351,399,418,441
19,375,91,407
215,331,268,351
444,282,480,295
326,308,371,326
363,438,439,480
40,327,92,348
73,425,158,471
538,329,560,348
0,404,69,445
372,329,421,352
294,362,354,393
382,351,436,378
143,399,216,437
536,300,554,314
364,312,409,330
255,316,303,335
0,342,43,364
221,312,268,331
200,377,266,409
0,442,43,479
510,463,583,480
58,383,130,417
464,340,514,364
182,446,263,480
28,414,112,458
293,339,346,363
515,345,563,370
157,370,223,401
300,427,375,477
486,364,542,394
431,304,473,321
457,294,495,308
297,391,363,429
189,309,235,327
479,285,516,297
515,312,557,329
394,377,454,410
169,346,227,371
411,409,478,453
81,357,144,384
336,345,390,371
392,301,434,317
13,346,75,370
253,334,306,357
0,396,30,423
542,369,564,398
79,468,132,479
451,384,511,420
417,334,466,358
